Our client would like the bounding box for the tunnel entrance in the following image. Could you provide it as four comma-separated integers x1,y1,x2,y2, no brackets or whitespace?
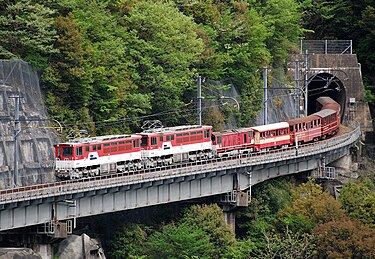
306,72,346,120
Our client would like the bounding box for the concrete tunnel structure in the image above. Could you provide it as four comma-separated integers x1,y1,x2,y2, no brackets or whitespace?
289,53,372,132
306,72,347,120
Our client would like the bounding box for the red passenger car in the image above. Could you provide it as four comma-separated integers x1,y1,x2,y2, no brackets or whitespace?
287,115,322,144
316,96,341,114
211,128,254,156
315,108,340,138
251,122,291,151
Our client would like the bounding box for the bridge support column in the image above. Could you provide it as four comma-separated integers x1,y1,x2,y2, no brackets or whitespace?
220,190,250,233
223,211,236,232
330,152,359,179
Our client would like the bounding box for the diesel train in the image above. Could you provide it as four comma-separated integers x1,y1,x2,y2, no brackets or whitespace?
54,96,340,179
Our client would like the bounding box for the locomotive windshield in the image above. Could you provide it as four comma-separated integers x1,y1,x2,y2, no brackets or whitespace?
62,147,73,157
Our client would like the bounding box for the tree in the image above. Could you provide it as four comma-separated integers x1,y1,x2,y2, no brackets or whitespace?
237,178,293,239
256,0,307,67
123,0,204,126
313,219,375,258
147,222,214,259
280,179,347,227
181,204,236,257
0,0,58,66
339,180,375,227
110,223,148,259
253,227,316,259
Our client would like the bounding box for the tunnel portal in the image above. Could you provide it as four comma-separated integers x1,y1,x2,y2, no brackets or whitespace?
306,72,346,120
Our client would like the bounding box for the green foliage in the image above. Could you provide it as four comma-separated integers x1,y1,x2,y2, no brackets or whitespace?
256,0,306,67
339,180,375,227
147,222,214,259
357,5,375,71
110,223,148,259
302,0,375,83
237,178,293,239
0,0,58,66
181,204,236,257
123,0,204,126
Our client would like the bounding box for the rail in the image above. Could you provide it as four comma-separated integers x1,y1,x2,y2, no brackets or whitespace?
0,124,360,205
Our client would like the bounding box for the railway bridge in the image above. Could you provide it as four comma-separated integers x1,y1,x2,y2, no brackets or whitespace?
0,123,360,237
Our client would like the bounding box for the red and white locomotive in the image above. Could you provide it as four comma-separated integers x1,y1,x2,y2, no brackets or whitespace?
54,96,341,179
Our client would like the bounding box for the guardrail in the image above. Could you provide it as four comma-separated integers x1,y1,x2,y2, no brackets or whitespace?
300,40,353,54
0,125,360,205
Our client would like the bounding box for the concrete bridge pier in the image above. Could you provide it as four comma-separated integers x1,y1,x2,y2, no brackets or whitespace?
220,173,250,232
330,148,359,179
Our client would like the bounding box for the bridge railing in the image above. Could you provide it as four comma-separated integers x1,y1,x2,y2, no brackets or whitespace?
300,40,353,54
0,124,360,204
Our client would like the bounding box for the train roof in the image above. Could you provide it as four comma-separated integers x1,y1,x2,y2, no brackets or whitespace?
314,108,337,118
316,96,336,106
56,134,141,145
251,122,289,132
141,125,212,135
212,127,253,135
287,114,320,125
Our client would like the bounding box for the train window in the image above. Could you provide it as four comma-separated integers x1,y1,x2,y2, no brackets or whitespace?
151,137,157,145
177,133,182,137
86,146,89,152
93,145,97,151
119,141,125,144
166,135,170,141
204,130,210,138
191,131,197,135
160,136,163,142
217,136,222,144
183,133,189,136
97,144,101,150
126,140,132,144
141,137,148,146
76,147,83,156
111,142,117,146
62,147,73,157
248,132,253,138
133,140,139,148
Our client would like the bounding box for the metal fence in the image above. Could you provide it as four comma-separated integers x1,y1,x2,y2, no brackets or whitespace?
300,40,353,54
0,124,360,205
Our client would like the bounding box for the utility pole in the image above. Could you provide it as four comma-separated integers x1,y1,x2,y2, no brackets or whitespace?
9,95,23,187
263,67,268,125
295,60,299,118
197,76,202,126
304,50,309,117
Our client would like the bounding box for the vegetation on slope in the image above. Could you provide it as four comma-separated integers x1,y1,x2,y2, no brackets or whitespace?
0,0,306,135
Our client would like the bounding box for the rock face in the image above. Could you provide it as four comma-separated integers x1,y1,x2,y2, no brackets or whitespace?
55,234,106,259
0,248,42,259
0,60,58,189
